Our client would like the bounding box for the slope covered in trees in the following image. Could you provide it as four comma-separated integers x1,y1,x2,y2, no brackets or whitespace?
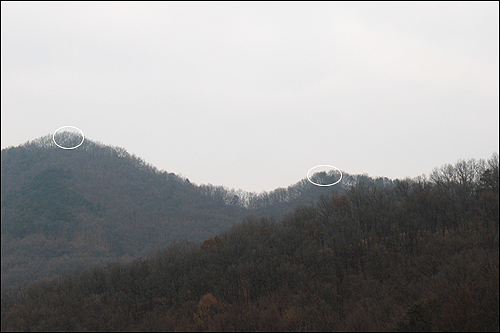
0,134,241,291
1,153,498,331
2,134,393,292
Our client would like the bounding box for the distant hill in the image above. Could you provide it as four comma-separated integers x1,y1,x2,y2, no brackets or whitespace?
1,133,393,291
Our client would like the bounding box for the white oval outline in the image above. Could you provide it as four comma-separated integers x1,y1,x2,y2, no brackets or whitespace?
307,165,343,187
52,126,85,150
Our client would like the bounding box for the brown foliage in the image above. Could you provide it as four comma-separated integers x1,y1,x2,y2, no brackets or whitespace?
193,293,218,329
201,236,224,251
334,194,350,216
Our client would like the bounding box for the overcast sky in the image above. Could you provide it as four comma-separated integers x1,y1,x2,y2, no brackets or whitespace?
2,2,499,192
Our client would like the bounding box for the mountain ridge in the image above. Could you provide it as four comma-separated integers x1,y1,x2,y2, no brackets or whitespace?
2,134,376,291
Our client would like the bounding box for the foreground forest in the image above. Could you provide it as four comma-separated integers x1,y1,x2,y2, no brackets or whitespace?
1,152,498,331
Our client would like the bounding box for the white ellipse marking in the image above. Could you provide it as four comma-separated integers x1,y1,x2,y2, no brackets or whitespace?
52,126,85,149
307,165,343,187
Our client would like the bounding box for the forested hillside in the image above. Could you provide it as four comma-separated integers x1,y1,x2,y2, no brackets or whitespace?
1,134,392,292
1,153,498,331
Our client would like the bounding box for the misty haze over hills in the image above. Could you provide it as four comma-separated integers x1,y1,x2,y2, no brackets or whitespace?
1,3,497,330
2,2,498,194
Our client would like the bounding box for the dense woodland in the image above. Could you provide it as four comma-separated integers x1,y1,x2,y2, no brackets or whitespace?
1,134,390,292
1,137,498,331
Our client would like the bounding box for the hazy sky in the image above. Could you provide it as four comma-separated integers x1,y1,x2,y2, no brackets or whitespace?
2,2,499,192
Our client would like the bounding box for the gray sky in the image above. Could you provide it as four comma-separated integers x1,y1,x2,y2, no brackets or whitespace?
2,1,499,193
